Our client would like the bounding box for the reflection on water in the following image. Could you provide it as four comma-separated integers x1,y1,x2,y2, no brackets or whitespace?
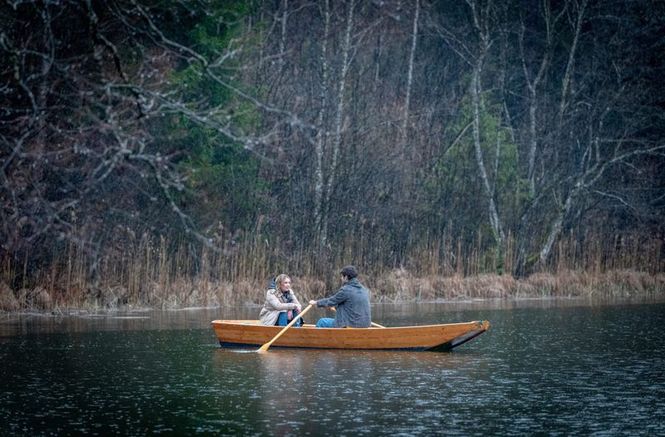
248,348,487,435
0,307,252,337
1,299,664,435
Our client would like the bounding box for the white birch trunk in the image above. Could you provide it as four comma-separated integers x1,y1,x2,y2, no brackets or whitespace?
520,1,555,195
470,60,505,247
278,0,288,73
400,0,419,161
321,0,354,244
540,0,588,264
557,0,587,125
540,183,578,263
313,0,330,243
467,0,505,249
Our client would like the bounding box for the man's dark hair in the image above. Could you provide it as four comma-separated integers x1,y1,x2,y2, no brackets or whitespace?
340,265,358,279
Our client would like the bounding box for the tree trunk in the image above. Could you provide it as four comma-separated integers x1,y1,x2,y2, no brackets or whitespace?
313,0,330,245
557,0,587,126
520,3,554,195
467,0,506,255
539,182,578,264
470,58,505,249
278,0,288,74
321,0,354,245
400,0,419,165
539,0,588,265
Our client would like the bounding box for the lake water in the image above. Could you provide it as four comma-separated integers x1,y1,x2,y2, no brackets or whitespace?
1,299,664,435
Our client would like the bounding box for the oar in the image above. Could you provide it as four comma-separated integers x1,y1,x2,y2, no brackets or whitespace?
257,304,313,353
330,306,385,328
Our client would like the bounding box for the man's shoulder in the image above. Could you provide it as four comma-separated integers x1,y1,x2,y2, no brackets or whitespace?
339,283,354,292
344,279,366,290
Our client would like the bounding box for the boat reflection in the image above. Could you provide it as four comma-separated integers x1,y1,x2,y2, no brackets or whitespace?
237,347,486,434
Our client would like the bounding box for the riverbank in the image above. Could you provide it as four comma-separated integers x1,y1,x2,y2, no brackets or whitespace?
1,268,663,313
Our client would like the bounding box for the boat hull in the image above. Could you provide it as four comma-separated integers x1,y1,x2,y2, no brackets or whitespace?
211,320,490,351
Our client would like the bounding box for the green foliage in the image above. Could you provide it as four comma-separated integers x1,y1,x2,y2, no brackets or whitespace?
426,92,527,240
182,130,266,229
160,1,266,231
172,0,255,105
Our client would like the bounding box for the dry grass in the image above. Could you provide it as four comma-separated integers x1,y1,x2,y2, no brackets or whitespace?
0,231,663,312
0,282,19,311
366,269,665,302
1,269,663,312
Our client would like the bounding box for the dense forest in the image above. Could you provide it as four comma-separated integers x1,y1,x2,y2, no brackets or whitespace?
1,0,663,309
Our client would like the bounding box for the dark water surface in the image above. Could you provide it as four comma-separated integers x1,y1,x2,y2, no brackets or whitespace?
2,300,664,435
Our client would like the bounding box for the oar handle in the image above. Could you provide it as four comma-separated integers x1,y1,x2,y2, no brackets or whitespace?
257,304,314,352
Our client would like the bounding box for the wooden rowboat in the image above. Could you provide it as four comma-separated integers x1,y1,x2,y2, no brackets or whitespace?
211,319,490,352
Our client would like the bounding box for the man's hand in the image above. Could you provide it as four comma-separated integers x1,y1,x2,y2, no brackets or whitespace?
309,300,317,306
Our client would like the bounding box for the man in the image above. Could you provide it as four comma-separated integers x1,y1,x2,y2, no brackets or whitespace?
309,265,371,328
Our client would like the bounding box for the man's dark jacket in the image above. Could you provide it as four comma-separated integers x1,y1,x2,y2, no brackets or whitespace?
316,278,371,328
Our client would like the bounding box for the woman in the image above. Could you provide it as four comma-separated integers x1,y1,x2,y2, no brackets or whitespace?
259,274,303,326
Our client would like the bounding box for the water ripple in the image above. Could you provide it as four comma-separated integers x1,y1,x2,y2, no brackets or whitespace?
1,302,664,435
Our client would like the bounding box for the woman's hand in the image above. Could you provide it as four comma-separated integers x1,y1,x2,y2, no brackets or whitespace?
309,299,317,306
294,304,302,312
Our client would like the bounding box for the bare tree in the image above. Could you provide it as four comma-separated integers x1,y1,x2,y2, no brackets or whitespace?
313,0,331,245
3,0,663,288
467,0,506,255
519,0,564,195
320,0,355,245
400,0,420,166
0,1,301,276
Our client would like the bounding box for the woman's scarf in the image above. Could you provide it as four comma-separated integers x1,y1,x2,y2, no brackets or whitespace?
277,289,301,324
279,290,295,320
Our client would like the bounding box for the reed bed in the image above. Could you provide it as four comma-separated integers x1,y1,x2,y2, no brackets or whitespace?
1,230,663,312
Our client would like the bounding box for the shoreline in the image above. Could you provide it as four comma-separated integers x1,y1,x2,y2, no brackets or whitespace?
1,268,663,315
2,296,665,320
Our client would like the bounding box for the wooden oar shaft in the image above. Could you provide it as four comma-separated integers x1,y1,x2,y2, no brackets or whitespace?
329,306,385,328
257,304,313,352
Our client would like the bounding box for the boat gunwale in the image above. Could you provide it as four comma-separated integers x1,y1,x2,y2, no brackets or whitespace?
211,319,489,330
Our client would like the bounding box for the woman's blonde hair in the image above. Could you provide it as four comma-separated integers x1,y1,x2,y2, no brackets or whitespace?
274,274,291,292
